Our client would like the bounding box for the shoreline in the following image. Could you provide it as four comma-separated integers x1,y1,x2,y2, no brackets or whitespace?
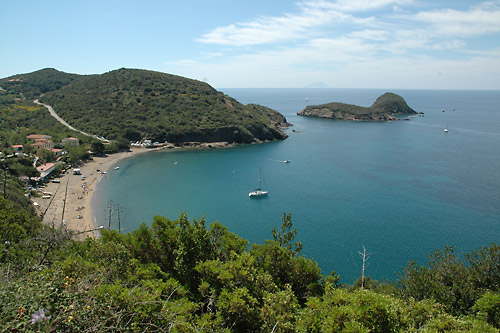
34,147,162,240
33,142,239,240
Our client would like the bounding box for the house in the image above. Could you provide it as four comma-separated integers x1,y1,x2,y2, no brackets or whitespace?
31,140,54,154
11,144,24,155
36,163,56,180
26,134,52,141
50,148,64,157
62,137,79,146
27,134,54,154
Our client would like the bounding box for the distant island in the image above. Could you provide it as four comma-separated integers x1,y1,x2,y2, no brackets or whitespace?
304,81,329,88
0,68,290,144
297,92,417,121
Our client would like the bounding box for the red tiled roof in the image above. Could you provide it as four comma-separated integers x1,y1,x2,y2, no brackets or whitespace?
27,134,51,140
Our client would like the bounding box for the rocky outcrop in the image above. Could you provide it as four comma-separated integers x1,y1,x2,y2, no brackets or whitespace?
297,92,416,121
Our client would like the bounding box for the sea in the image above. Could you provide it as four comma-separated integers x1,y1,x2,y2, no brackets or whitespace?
94,88,500,284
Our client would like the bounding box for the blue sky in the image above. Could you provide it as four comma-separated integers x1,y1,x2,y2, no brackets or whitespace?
2,0,500,89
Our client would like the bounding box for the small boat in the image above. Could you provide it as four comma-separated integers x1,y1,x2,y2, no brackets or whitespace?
284,160,290,163
249,188,268,197
444,121,448,133
114,166,119,170
249,169,268,198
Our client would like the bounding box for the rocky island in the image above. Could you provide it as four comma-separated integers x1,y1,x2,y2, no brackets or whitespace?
297,92,417,121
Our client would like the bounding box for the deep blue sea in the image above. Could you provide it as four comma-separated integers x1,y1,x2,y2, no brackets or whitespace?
94,88,500,283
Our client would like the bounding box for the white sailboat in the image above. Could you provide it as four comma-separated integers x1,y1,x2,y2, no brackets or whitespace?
249,169,268,198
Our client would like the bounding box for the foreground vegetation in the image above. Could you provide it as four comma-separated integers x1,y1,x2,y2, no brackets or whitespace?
1,173,500,332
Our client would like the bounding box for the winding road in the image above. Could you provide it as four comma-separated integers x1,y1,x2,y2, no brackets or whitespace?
34,100,109,142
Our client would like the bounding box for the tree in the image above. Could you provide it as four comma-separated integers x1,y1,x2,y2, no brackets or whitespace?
473,291,500,328
251,213,322,303
90,141,105,155
123,128,141,142
271,212,302,255
358,246,371,289
399,246,478,315
467,243,500,292
38,149,56,164
65,145,90,165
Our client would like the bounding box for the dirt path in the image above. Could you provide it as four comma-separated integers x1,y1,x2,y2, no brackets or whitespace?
34,99,109,142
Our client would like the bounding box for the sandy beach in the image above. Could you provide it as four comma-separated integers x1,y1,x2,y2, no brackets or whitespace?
33,142,232,240
34,147,155,240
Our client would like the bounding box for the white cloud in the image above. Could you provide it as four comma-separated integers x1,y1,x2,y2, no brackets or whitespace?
304,0,413,12
197,0,380,46
349,29,389,41
412,6,500,37
169,0,500,89
197,0,500,49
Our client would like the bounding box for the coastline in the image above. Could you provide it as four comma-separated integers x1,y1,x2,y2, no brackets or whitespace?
33,142,237,240
34,147,160,240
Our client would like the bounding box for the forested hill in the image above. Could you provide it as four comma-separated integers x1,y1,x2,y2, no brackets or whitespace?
5,68,287,143
297,92,417,121
0,68,82,99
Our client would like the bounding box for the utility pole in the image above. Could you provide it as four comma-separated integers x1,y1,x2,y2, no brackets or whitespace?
358,246,371,289
107,200,113,230
115,203,122,233
61,179,69,229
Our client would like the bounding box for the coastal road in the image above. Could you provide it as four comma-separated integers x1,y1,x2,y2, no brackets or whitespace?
34,99,109,142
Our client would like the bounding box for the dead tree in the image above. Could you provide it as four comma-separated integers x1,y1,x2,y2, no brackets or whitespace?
358,246,372,289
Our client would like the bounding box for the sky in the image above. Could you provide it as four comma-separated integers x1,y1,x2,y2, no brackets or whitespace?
2,0,500,89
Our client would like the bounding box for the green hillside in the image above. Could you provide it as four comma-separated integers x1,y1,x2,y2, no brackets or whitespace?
298,92,417,121
0,68,81,99
35,68,288,143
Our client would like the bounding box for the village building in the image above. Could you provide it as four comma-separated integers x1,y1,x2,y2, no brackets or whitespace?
26,134,54,154
36,163,56,181
26,134,52,141
50,148,64,157
62,137,79,146
31,140,54,154
10,144,24,155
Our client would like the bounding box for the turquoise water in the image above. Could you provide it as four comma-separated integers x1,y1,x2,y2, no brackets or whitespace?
94,89,500,283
